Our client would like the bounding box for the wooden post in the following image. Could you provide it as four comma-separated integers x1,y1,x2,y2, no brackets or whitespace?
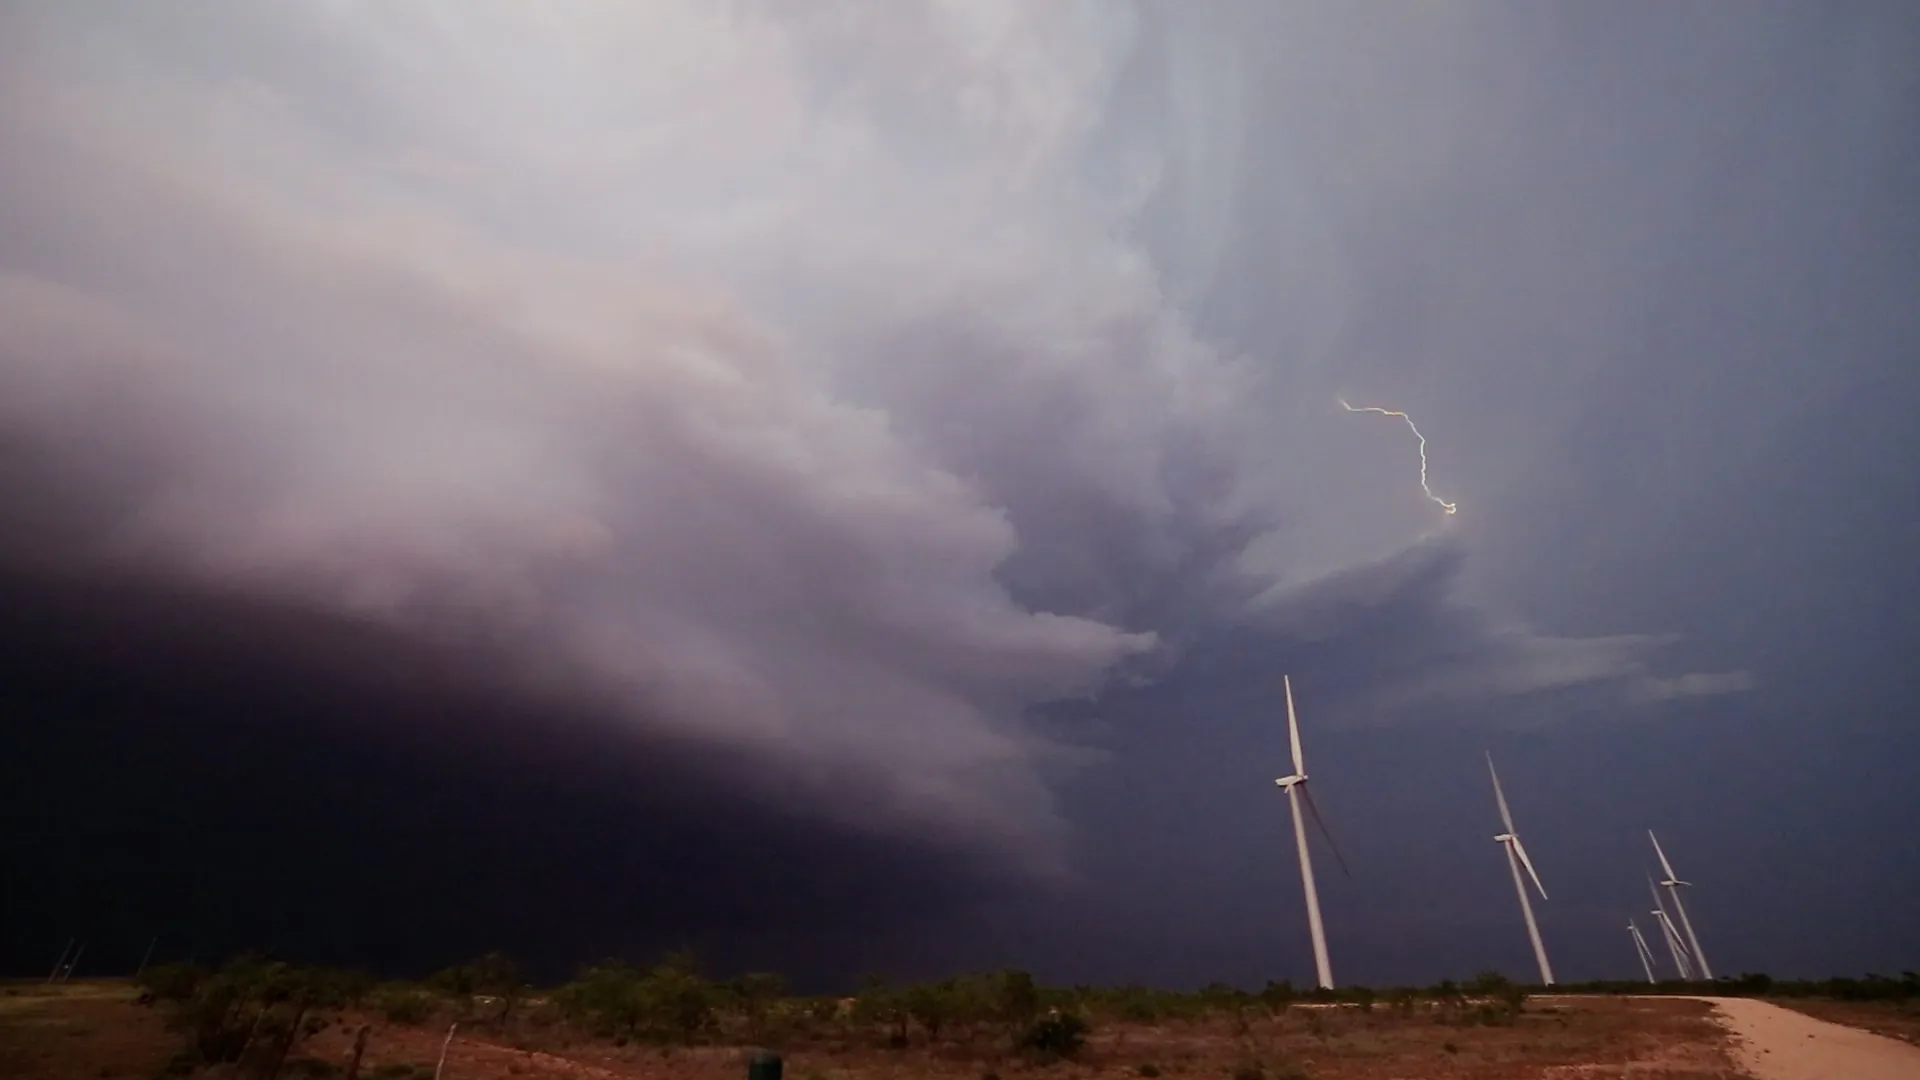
344,1025,371,1080
262,1004,309,1080
434,1021,458,1080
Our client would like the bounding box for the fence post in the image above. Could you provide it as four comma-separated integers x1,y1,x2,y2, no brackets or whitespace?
433,1022,458,1080
344,1025,371,1080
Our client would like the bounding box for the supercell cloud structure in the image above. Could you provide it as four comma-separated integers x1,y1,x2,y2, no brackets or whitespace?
0,2,1732,878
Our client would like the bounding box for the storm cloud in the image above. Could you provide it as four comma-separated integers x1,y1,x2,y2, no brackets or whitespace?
0,0,1753,894
25,0,1920,996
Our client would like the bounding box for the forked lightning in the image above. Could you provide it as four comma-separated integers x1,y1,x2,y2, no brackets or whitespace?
1339,399,1459,516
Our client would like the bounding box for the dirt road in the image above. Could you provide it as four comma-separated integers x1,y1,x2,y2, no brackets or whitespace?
1704,996,1920,1080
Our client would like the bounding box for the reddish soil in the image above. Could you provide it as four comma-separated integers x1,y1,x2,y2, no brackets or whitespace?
0,981,177,1080
1,983,1747,1080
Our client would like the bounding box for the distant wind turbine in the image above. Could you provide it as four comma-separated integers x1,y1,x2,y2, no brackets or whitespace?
1649,830,1713,980
1486,753,1554,985
1648,870,1694,979
1273,675,1349,990
1627,919,1658,984
46,938,75,985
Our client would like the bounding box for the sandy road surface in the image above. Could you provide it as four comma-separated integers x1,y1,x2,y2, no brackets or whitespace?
1703,996,1920,1080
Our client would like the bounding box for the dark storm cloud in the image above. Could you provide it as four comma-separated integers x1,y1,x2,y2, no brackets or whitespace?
0,557,1008,982
12,0,1896,988
0,0,1725,892
1062,0,1920,987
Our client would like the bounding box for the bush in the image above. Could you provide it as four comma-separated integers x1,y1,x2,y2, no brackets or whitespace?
553,952,718,1045
1465,971,1511,996
372,984,434,1025
1018,1011,1088,1060
1496,981,1531,1014
136,964,207,1003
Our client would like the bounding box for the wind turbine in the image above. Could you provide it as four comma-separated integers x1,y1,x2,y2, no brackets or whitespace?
1649,830,1713,980
1627,919,1658,984
1273,675,1348,990
46,939,75,985
1486,753,1554,985
60,941,85,983
1648,871,1694,979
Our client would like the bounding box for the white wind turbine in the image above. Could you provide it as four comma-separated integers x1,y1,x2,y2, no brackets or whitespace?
1486,753,1554,985
1650,830,1713,980
1648,870,1694,980
1627,919,1658,984
1273,675,1349,990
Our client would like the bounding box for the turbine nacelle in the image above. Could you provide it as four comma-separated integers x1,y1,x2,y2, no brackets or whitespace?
1660,877,1691,888
1275,773,1306,789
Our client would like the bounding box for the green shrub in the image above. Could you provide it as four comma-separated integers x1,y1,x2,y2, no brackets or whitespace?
1018,1011,1088,1060
137,964,208,1003
372,985,433,1025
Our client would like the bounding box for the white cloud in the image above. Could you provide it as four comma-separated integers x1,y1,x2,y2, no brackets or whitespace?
1627,670,1756,705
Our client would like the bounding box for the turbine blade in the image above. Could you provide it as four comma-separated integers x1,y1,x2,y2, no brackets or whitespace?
1649,829,1679,881
1284,675,1305,776
1646,870,1668,913
1512,836,1547,899
1486,752,1515,834
1299,784,1351,877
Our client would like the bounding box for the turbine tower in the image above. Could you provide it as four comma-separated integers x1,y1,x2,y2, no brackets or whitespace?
1627,919,1657,984
1273,675,1348,990
1486,753,1554,985
1649,830,1713,980
1648,871,1694,979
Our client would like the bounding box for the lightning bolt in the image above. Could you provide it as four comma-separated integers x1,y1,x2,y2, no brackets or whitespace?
1339,398,1459,516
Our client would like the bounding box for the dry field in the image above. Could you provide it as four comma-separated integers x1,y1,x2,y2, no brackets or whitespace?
1763,998,1920,1047
0,982,1757,1080
0,980,177,1080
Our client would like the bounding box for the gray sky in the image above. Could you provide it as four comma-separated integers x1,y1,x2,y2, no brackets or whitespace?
2,1,1916,986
